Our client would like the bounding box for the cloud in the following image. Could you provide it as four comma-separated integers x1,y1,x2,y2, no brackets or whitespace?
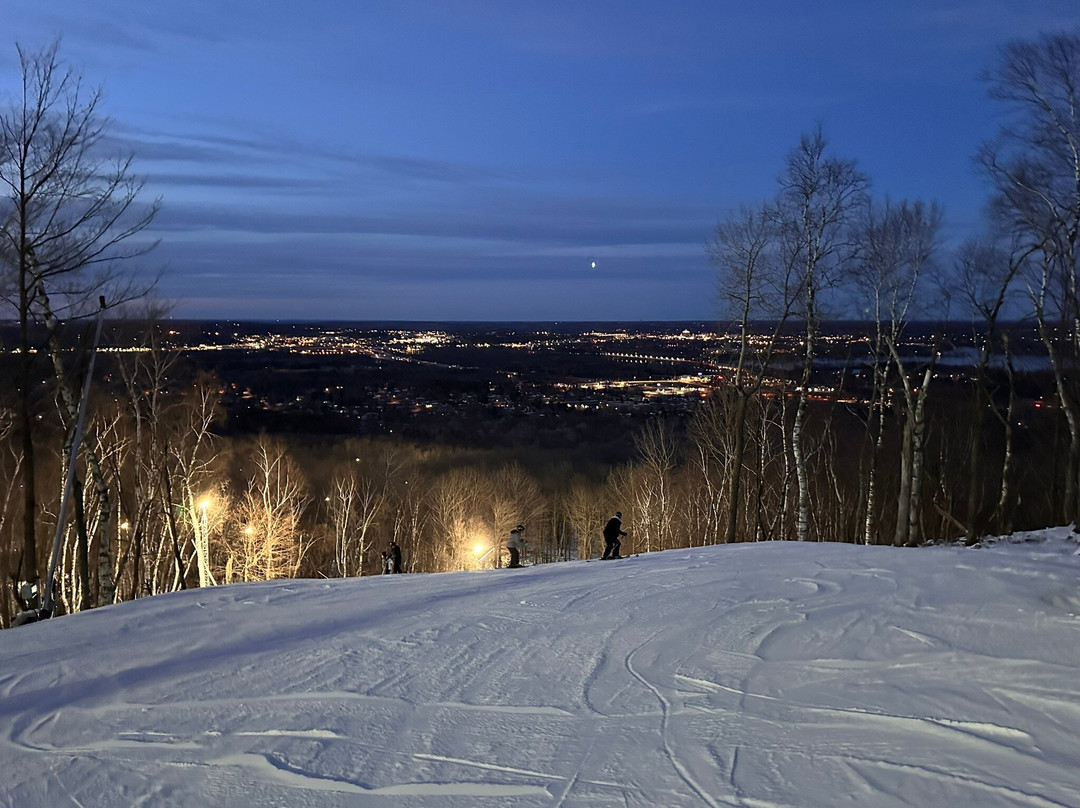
145,172,337,192
147,190,713,249
106,123,508,202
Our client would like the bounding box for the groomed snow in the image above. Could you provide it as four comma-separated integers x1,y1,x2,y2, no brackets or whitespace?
3,529,1080,807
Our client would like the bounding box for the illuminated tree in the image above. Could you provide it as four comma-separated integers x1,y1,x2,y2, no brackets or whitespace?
428,466,485,571
327,474,361,576
564,477,608,560
109,316,222,597
386,450,425,573
327,453,386,577
486,462,543,567
632,420,679,551
226,436,309,581
0,409,21,626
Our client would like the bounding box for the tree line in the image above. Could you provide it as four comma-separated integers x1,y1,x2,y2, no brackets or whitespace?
703,29,1080,547
2,30,1079,625
0,326,1069,628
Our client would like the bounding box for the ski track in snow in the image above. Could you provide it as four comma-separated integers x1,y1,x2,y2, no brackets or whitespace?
2,536,1080,806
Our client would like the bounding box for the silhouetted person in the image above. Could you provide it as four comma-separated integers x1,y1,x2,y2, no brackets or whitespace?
602,511,627,559
380,550,391,574
388,541,402,573
506,524,526,568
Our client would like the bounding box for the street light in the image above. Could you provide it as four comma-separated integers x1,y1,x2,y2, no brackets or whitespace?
472,543,495,568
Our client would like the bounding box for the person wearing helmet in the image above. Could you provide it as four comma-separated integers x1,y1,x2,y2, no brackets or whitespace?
602,511,627,559
507,524,526,568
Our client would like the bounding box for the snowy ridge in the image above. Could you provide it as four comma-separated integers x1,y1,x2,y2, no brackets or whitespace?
2,529,1080,807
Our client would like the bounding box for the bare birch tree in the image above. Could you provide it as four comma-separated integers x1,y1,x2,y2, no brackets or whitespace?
980,30,1080,529
853,200,943,544
0,410,22,626
775,128,868,541
327,453,387,577
633,419,679,550
955,239,1028,540
428,466,486,571
487,462,543,567
0,41,158,593
225,436,309,581
706,203,798,543
564,476,609,559
386,453,425,573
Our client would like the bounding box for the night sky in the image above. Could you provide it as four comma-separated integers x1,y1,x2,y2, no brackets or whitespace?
6,2,1080,321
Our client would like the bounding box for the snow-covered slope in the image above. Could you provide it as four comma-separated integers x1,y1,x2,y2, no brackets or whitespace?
3,530,1080,807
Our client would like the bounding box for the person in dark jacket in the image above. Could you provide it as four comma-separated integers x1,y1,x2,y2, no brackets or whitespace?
602,512,627,559
388,541,403,573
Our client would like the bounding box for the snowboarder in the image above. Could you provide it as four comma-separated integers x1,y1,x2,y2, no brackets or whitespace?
388,541,402,573
506,524,526,568
602,512,627,559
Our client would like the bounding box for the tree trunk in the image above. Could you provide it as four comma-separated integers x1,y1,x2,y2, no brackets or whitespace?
907,364,934,545
1048,342,1079,524
779,385,794,541
894,410,913,547
754,416,766,542
992,338,1017,535
72,475,92,612
724,391,750,544
17,281,37,586
158,454,187,590
862,398,885,546
793,335,814,542
965,375,986,544
93,469,115,606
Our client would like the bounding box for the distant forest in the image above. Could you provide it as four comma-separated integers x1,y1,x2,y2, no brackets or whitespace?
3,31,1080,626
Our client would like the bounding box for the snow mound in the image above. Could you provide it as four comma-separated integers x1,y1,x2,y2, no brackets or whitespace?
2,533,1079,807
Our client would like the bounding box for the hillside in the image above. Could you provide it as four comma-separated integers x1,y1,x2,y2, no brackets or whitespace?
3,531,1080,807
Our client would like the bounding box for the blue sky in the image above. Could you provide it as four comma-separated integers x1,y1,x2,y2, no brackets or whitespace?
5,1,1079,321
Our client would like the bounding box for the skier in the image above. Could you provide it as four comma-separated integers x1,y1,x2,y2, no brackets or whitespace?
506,524,526,568
601,511,627,559
380,550,392,574
388,540,403,573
